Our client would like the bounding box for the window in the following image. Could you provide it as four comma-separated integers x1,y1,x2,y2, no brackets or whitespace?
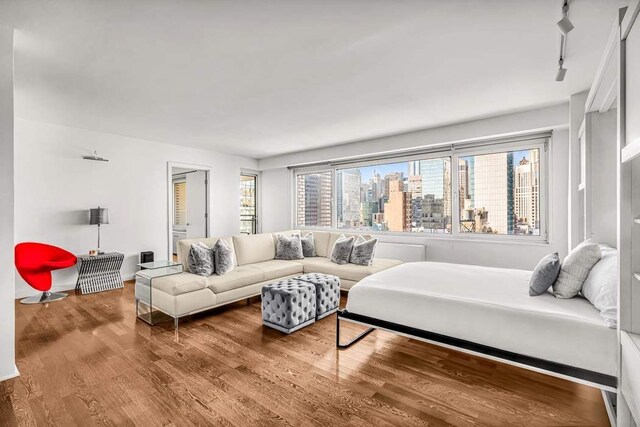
293,135,547,239
459,148,540,236
295,171,332,227
174,180,187,226
335,158,451,233
240,174,258,234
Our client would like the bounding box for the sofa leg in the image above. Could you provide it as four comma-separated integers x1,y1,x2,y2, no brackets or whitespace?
174,317,179,331
247,297,251,305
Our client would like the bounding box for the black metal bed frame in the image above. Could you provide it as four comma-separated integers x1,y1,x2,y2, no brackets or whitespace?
336,309,617,391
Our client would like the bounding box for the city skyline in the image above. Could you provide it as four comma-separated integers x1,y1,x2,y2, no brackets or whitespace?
297,149,540,236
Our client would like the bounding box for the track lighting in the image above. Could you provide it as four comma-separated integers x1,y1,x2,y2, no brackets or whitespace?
555,59,567,82
557,15,574,35
554,1,572,82
557,0,574,35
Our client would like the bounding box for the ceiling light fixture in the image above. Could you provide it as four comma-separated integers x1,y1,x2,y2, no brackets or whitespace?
557,1,574,35
555,1,571,82
555,58,567,81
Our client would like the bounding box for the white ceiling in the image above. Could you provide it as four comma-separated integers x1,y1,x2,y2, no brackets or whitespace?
0,0,625,158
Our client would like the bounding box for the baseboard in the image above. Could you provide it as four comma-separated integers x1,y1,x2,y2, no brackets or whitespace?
15,274,134,299
0,364,20,382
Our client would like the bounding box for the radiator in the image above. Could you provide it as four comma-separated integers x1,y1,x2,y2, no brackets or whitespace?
375,242,426,262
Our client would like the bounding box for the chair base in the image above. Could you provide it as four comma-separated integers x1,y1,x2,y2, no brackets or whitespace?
20,291,68,304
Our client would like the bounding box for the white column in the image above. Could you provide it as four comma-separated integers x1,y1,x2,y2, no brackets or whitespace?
0,25,16,381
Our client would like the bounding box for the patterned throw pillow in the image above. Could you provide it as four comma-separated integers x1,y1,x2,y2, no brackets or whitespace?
188,242,214,276
275,234,304,260
553,241,602,299
213,239,235,275
350,235,377,266
330,235,355,265
301,232,317,257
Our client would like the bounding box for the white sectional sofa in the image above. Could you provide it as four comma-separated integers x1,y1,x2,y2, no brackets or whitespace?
136,230,402,323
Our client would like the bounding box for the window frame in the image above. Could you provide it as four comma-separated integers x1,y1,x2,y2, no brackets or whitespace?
292,136,549,242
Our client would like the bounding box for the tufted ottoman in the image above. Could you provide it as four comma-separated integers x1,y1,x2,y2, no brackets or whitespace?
294,273,341,320
261,278,316,334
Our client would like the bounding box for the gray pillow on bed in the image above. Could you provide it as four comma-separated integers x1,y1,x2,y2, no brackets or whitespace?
529,252,561,296
330,235,355,265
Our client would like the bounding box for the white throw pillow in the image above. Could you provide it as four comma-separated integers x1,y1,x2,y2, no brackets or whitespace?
582,245,617,328
553,240,602,299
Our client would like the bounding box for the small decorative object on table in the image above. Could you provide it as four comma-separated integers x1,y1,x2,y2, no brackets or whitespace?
75,252,124,295
135,261,183,327
261,278,317,334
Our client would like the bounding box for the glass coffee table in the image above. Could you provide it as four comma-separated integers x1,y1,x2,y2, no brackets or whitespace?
135,261,183,328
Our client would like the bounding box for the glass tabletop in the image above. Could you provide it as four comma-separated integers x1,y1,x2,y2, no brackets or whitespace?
136,265,183,279
137,260,181,269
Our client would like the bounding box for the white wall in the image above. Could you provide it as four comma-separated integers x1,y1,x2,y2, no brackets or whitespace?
14,119,257,297
0,26,17,381
588,109,618,247
259,107,571,271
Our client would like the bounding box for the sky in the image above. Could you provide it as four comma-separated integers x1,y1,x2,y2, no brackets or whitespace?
353,149,536,182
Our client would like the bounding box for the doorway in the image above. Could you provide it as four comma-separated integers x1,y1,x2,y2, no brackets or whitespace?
168,163,211,259
240,173,258,234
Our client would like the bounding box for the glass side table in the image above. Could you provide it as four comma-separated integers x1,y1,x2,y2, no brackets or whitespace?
135,263,183,328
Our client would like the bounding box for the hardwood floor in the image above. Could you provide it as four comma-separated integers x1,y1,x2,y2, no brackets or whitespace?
1,282,609,426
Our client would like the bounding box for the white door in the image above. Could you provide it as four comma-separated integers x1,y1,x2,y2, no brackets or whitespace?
186,170,208,239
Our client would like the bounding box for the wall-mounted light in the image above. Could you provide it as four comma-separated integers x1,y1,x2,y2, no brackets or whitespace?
82,150,109,162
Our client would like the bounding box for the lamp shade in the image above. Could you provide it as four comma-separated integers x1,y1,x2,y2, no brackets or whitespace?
89,207,109,225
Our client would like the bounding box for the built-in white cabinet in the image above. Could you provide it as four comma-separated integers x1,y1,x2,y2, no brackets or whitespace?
586,3,640,425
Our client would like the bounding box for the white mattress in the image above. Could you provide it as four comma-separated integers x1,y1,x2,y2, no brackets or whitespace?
346,262,617,377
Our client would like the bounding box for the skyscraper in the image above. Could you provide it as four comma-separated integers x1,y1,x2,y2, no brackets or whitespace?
341,168,361,226
514,150,540,234
472,152,514,234
384,180,411,232
296,173,332,227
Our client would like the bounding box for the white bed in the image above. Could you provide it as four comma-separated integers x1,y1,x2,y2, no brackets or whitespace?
342,262,617,386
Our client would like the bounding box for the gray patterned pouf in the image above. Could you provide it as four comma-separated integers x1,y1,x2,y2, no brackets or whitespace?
261,279,316,334
294,273,341,320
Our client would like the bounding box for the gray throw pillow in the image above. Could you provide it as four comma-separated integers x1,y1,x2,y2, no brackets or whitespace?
330,235,355,265
553,241,602,299
350,235,377,266
275,234,304,260
188,242,214,276
301,232,317,257
213,239,234,275
529,252,560,296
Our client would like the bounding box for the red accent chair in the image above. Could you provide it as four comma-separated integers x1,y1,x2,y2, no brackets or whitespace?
15,242,77,304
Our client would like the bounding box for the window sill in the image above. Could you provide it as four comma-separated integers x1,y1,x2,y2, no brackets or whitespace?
296,226,550,246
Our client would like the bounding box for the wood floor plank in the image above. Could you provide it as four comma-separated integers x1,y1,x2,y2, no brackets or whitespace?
0,282,610,426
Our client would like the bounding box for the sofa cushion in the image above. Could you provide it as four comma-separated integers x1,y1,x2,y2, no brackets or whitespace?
299,257,402,282
326,232,373,259
177,237,236,273
246,259,303,280
205,265,266,294
330,235,355,265
151,272,209,296
233,234,276,266
213,239,235,275
309,231,331,257
274,234,304,260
